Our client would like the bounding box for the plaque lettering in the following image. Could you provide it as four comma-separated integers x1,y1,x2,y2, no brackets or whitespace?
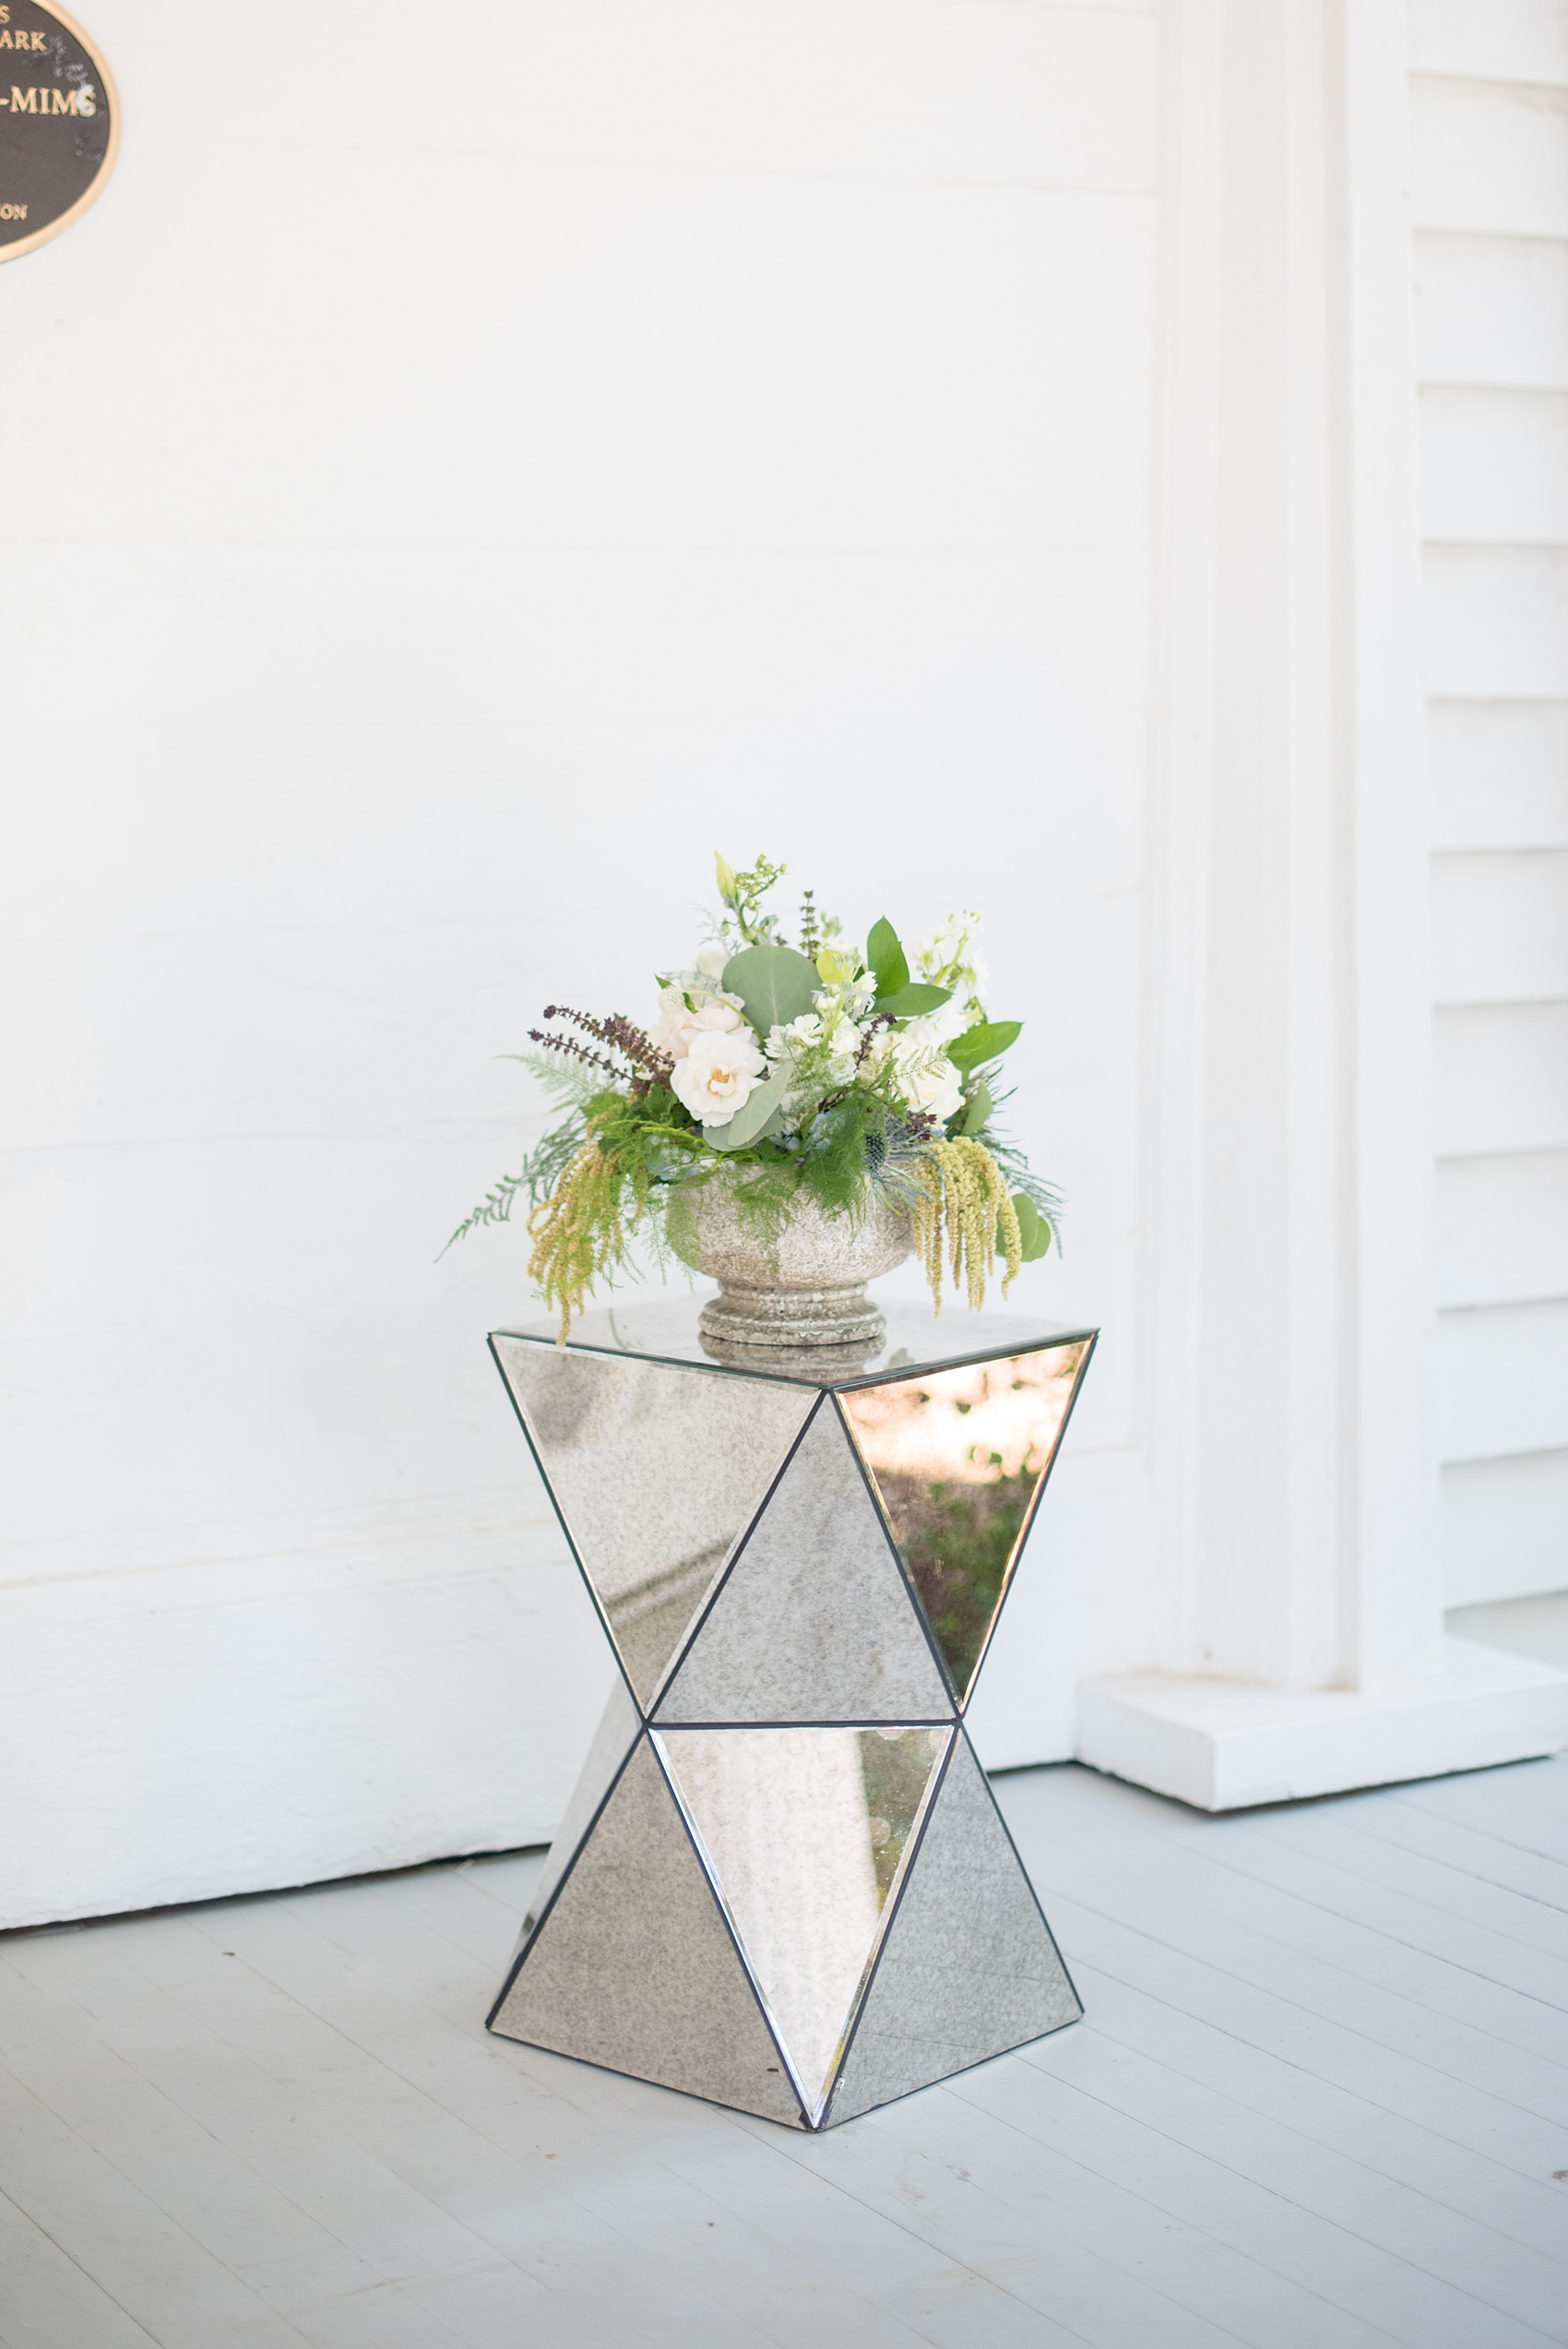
0,3,116,261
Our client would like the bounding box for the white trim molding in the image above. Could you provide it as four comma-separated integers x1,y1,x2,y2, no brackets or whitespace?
1093,0,1568,1807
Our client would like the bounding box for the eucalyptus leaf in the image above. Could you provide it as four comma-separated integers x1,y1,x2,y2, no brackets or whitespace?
876,982,952,1019
947,1019,1022,1071
1003,1191,1052,1262
866,916,909,999
721,943,821,1034
957,1081,992,1137
703,1062,791,1151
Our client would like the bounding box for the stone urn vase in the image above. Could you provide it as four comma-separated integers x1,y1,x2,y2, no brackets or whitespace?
669,1170,913,1355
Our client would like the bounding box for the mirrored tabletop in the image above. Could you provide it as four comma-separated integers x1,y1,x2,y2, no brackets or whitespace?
494,1292,1098,1389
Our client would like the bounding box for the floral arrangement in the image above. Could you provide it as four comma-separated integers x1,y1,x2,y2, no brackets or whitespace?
447,854,1057,1332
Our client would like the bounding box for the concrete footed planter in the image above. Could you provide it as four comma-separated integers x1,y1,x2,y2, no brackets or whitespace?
669,1170,913,1355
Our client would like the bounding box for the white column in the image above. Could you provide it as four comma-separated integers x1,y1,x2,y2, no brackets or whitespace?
1082,0,1568,1806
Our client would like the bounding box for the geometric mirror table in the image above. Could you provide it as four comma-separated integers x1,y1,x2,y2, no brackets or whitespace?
485,1296,1097,2130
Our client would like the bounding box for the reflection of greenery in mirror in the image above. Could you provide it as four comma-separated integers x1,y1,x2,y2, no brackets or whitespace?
873,1466,1037,1699
840,1342,1087,1699
856,1729,944,1906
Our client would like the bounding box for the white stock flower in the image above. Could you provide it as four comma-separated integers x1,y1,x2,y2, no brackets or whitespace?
672,1025,766,1122
889,997,968,1122
916,913,988,1018
770,1011,824,1057
651,986,745,1060
894,1046,964,1122
897,998,968,1055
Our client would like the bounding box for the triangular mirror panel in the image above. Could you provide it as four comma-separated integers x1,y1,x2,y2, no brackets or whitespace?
654,1724,951,2122
654,1400,951,1724
826,1734,1080,2125
491,1339,814,1707
490,1735,806,2128
510,1675,641,1963
837,1341,1090,1705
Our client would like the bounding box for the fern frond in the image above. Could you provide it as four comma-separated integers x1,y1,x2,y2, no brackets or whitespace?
439,1170,530,1256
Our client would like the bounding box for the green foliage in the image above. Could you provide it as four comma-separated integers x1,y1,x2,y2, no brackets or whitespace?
716,852,789,944
586,1082,705,1180
867,917,950,1016
721,941,821,1032
440,1056,600,1256
446,858,1062,1328
875,982,951,1017
866,915,909,998
439,1168,532,1254
948,1019,1022,1070
1007,1190,1052,1262
956,1080,992,1137
703,1062,791,1149
963,1077,1063,1241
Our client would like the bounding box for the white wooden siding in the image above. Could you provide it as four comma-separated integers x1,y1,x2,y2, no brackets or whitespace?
1412,0,1568,1608
1,0,1162,1926
1417,233,1568,384
1428,701,1568,846
1436,1149,1568,1304
1411,0,1568,87
1443,1449,1568,1602
1433,1001,1568,1153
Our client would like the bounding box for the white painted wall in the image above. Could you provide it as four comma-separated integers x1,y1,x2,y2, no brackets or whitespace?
9,0,1564,1918
4,0,1162,1925
1410,0,1568,1611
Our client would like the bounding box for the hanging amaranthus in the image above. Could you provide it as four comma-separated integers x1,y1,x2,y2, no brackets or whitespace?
527,1122,649,1337
913,1137,1022,1315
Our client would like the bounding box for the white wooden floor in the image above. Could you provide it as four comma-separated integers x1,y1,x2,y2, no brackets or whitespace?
4,1756,1568,2349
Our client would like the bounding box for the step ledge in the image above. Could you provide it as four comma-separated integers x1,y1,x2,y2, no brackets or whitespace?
1078,1636,1568,1810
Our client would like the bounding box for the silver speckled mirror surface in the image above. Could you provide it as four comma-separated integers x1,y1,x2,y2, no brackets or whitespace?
487,1296,1095,2128
825,1733,1081,2124
654,1398,952,1724
491,1336,814,1706
655,1724,950,2120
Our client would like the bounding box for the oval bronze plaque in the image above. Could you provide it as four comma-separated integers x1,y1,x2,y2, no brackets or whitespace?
0,2,117,262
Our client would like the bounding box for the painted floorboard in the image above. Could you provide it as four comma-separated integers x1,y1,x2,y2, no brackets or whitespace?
1328,1791,1568,1914
1259,1805,1568,1960
3,1760,1566,2348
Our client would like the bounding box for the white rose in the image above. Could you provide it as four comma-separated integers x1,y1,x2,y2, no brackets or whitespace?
673,1025,767,1122
651,987,745,1060
693,941,730,981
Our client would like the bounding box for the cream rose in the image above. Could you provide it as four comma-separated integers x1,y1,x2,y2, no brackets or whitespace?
672,1025,766,1122
651,986,745,1061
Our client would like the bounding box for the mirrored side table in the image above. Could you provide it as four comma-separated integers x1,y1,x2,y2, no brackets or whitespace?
485,1295,1097,2130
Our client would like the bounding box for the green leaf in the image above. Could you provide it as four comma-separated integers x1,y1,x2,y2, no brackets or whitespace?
1003,1192,1052,1262
720,943,822,1034
703,1062,791,1151
956,1081,992,1137
875,982,952,1019
866,916,909,1000
947,1019,1022,1071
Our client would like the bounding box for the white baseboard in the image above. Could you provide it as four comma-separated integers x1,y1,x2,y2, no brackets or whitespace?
1076,1636,1568,1811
